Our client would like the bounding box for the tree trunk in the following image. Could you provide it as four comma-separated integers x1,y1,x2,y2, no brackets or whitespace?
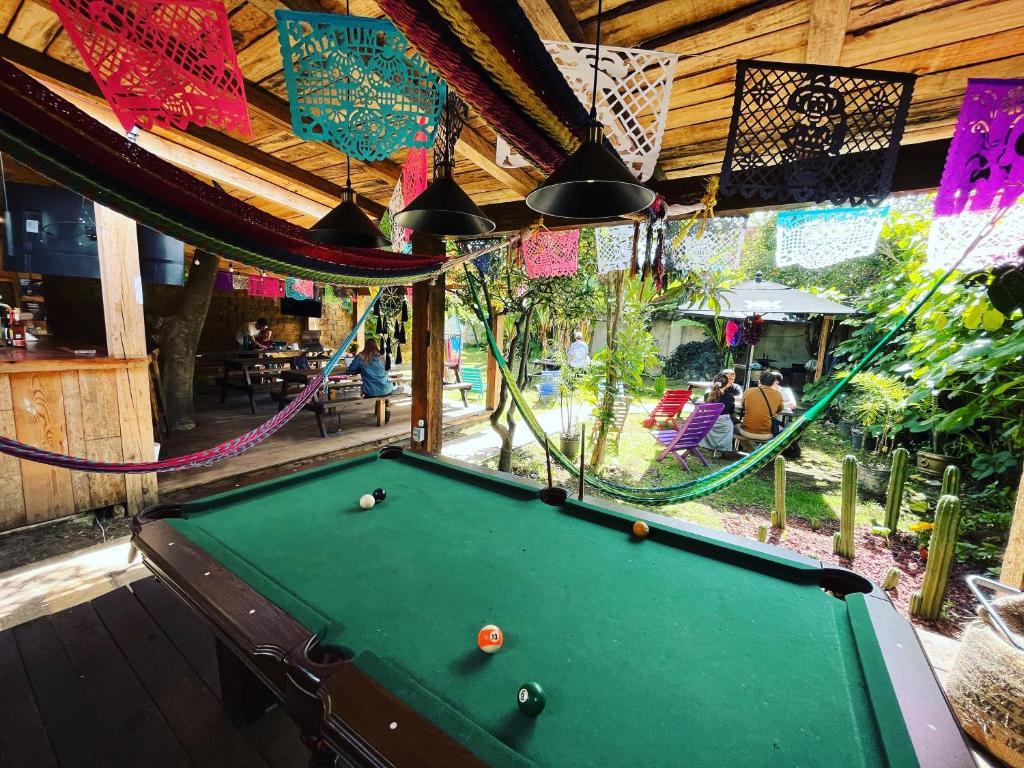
1001,458,1024,589
590,270,626,468
160,252,218,430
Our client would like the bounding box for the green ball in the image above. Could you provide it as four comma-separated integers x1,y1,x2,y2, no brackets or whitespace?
517,682,545,717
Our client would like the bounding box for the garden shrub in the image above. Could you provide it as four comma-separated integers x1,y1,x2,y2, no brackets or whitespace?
662,339,722,381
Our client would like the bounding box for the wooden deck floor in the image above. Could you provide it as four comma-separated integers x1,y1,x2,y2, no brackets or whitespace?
159,390,486,498
0,577,307,768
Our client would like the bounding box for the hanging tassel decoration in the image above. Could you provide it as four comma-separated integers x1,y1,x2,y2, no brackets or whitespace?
384,342,392,371
395,344,402,365
401,298,409,324
654,227,665,292
630,221,640,277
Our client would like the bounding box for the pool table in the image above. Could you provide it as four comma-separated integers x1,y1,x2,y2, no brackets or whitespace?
131,446,973,768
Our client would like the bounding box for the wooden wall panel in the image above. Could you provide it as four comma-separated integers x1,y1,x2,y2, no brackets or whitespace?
117,367,158,513
85,437,126,509
60,370,93,510
9,372,75,523
0,406,26,530
78,369,120,441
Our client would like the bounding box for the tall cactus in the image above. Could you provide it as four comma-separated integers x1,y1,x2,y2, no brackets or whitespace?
883,448,909,533
941,465,960,497
909,494,962,620
833,455,857,560
772,456,787,530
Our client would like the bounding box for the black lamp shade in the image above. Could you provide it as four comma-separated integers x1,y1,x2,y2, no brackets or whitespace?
393,171,495,237
526,123,655,219
309,188,390,249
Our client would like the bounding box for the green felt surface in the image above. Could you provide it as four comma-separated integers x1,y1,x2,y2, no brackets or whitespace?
170,452,907,768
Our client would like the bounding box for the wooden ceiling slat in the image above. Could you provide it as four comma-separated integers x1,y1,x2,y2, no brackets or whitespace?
838,0,1024,66
227,3,278,51
8,0,61,50
0,0,21,35
235,29,283,83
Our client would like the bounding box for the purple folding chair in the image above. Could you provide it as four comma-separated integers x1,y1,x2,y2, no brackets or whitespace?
653,402,725,470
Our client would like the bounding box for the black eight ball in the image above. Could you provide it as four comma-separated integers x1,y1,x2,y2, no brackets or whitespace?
371,487,387,503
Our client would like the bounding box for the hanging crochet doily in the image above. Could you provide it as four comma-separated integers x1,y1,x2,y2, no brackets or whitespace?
775,207,888,268
276,11,446,161
671,217,746,270
926,204,1024,272
496,40,677,181
48,0,252,135
595,225,637,275
934,79,1024,216
719,60,916,206
522,229,580,278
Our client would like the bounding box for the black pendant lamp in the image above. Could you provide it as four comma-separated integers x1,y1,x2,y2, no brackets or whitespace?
525,0,655,219
308,155,390,249
394,94,495,237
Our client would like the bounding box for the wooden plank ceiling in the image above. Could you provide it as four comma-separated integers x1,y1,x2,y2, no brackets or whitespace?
0,0,1021,228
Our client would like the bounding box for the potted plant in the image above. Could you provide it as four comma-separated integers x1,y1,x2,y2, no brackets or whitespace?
558,352,586,459
906,394,958,476
844,373,911,498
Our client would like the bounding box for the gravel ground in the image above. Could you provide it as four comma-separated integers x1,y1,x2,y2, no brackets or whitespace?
720,511,977,637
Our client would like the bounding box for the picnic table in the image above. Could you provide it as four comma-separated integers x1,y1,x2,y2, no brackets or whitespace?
274,368,404,437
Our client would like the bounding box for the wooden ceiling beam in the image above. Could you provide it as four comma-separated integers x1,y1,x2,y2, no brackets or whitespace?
44,80,334,219
638,0,793,51
517,0,586,42
806,0,851,64
0,38,390,219
455,126,536,199
481,138,952,232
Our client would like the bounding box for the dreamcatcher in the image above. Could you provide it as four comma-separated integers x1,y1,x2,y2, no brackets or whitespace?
741,314,765,346
373,286,409,369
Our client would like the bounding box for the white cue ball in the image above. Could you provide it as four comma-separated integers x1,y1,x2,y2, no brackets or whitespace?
359,494,376,509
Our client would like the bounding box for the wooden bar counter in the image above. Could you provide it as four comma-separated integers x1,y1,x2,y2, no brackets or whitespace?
0,341,157,531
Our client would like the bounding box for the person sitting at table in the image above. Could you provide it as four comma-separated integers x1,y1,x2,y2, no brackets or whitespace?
698,374,736,456
737,372,783,450
721,368,743,398
771,371,798,412
347,338,409,398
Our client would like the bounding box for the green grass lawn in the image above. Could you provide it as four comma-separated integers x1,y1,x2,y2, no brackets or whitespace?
493,408,912,537
446,356,924,539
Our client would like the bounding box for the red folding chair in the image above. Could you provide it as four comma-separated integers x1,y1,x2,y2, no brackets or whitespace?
641,389,692,430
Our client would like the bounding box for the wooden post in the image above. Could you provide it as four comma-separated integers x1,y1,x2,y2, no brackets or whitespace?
814,315,834,382
1001,467,1024,589
95,205,157,511
485,314,504,411
355,293,367,351
410,236,445,452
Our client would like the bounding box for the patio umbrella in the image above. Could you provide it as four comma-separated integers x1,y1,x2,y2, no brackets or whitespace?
677,272,857,388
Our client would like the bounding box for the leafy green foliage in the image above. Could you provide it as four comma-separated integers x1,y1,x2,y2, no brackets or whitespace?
586,275,662,398
662,339,722,381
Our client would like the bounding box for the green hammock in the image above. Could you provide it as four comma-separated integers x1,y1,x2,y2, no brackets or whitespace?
463,230,990,505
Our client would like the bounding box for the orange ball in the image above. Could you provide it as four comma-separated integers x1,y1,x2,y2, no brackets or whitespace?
632,520,650,538
477,624,503,654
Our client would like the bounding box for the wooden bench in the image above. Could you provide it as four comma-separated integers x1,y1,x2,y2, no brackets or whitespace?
275,373,393,437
